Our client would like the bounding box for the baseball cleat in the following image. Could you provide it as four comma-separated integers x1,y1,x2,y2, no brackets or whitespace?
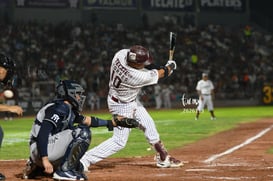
211,117,216,120
169,156,184,168
155,154,183,168
78,161,89,172
155,155,171,168
53,170,87,181
0,172,5,180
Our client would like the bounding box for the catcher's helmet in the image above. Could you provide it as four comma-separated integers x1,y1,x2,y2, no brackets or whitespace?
56,80,86,111
127,45,152,65
0,53,15,86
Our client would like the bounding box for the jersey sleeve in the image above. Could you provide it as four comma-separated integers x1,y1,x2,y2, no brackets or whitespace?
37,103,70,157
127,69,159,88
43,103,69,128
37,121,54,157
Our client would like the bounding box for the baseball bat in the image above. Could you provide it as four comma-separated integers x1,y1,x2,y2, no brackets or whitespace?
169,32,177,60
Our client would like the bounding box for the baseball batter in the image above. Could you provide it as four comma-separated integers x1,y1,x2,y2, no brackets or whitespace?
195,73,216,120
80,45,182,170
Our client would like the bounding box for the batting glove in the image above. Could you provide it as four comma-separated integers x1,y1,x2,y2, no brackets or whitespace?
165,60,177,70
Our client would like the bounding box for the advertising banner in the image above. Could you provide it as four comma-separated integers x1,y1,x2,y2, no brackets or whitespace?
199,0,246,12
15,0,79,8
82,0,137,9
142,0,195,11
262,84,273,105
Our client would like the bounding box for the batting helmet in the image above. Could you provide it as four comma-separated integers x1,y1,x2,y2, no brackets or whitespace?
0,53,15,86
56,80,86,112
127,45,152,65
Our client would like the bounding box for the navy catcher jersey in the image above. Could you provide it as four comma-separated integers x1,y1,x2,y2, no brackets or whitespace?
30,99,76,140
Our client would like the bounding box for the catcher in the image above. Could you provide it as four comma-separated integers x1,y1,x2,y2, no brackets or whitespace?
22,80,142,180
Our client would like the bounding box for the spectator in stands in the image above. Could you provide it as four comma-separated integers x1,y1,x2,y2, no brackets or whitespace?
0,21,270,106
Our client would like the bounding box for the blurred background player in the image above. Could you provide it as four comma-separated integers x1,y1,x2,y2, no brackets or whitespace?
87,91,100,111
195,72,216,120
153,84,162,109
162,84,172,109
80,45,182,171
0,53,23,181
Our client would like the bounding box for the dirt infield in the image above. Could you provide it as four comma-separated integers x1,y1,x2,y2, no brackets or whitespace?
1,118,273,180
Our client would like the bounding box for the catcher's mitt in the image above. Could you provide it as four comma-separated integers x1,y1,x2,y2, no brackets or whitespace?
113,114,146,131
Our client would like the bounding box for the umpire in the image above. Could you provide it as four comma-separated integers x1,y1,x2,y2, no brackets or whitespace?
0,53,23,180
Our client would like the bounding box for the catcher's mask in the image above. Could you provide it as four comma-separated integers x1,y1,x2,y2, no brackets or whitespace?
0,53,16,86
127,45,152,65
56,80,86,111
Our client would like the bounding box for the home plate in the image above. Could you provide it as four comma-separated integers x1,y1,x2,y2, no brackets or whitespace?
186,168,216,172
118,161,155,166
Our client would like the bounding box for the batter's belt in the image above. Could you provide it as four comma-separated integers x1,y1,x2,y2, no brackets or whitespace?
110,95,135,104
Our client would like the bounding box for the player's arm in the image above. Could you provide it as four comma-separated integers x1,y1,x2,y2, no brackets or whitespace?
37,104,67,174
76,114,143,131
211,89,215,100
196,82,203,98
157,65,173,79
0,104,23,116
197,89,202,97
145,61,176,79
197,90,204,100
36,121,55,174
36,105,59,158
210,81,215,96
75,113,113,130
210,89,214,95
207,80,215,99
80,116,113,129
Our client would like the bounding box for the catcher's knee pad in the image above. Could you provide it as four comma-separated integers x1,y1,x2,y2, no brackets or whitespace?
73,124,91,143
61,125,91,171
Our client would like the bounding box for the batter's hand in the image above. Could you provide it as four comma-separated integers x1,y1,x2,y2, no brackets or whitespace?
165,60,177,76
165,60,177,70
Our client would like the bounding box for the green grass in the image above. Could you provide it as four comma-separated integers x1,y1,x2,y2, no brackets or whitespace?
0,106,272,160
